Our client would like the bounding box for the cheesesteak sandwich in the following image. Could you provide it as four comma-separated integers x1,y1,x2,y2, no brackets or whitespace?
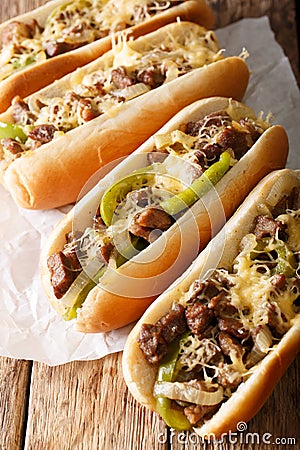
40,97,288,333
0,21,250,209
122,168,300,436
0,0,214,112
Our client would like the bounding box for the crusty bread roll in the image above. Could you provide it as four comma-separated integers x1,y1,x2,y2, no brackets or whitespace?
0,21,250,209
0,0,214,112
40,97,288,333
122,168,300,437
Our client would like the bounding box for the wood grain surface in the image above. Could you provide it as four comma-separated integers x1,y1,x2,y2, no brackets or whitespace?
0,1,299,449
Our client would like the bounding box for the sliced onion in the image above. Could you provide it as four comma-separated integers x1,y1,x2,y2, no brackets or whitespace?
116,83,150,100
61,258,104,307
247,326,273,367
255,326,273,353
154,129,197,152
153,381,223,406
266,174,293,207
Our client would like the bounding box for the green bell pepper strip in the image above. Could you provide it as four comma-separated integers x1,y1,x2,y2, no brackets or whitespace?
160,151,231,216
100,169,157,226
100,152,231,227
44,1,73,27
0,122,27,143
63,236,148,320
275,242,297,277
115,236,148,268
155,334,192,430
253,238,297,278
62,265,106,321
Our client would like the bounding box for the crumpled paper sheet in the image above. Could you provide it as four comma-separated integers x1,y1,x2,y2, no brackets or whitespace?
0,17,299,366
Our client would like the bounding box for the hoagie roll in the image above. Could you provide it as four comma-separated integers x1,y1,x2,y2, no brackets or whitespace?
40,97,288,333
0,0,214,112
0,21,250,209
122,168,300,437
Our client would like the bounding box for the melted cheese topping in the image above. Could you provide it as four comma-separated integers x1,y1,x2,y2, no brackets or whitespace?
12,25,223,149
228,252,297,330
276,212,300,251
0,0,182,82
43,0,177,43
173,209,300,416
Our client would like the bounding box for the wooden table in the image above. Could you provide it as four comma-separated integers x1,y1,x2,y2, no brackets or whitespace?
1,1,299,449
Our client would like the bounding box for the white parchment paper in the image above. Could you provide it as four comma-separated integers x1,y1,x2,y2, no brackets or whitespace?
0,17,299,365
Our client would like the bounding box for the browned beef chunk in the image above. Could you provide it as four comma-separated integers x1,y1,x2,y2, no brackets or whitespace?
265,303,286,337
239,118,262,144
129,207,172,242
28,19,43,36
188,279,220,304
159,303,187,344
78,98,99,122
208,291,238,318
138,303,187,364
111,66,136,89
215,126,248,160
185,111,231,137
184,403,219,425
195,143,223,160
65,230,83,244
216,363,242,389
198,338,222,365
96,242,114,264
63,246,81,272
11,96,35,124
185,121,202,137
137,206,172,229
1,138,24,155
185,302,214,336
272,187,300,217
93,215,107,231
272,195,290,218
289,187,300,211
137,66,165,88
271,273,286,289
218,331,244,359
28,124,58,144
92,205,107,231
1,21,32,46
138,323,168,365
253,215,286,240
47,251,79,299
44,40,82,57
193,144,223,169
218,318,249,340
201,111,232,128
214,271,234,289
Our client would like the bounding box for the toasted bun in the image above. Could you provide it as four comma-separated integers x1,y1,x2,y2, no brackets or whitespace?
122,169,300,437
0,1,214,112
1,22,250,209
40,97,288,333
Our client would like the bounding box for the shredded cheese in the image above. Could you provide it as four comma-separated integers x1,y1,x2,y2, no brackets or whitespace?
0,0,184,82
9,24,224,150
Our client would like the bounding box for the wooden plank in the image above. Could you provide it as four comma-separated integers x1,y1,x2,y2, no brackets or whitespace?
0,0,45,22
0,357,32,450
0,1,299,450
24,353,167,450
